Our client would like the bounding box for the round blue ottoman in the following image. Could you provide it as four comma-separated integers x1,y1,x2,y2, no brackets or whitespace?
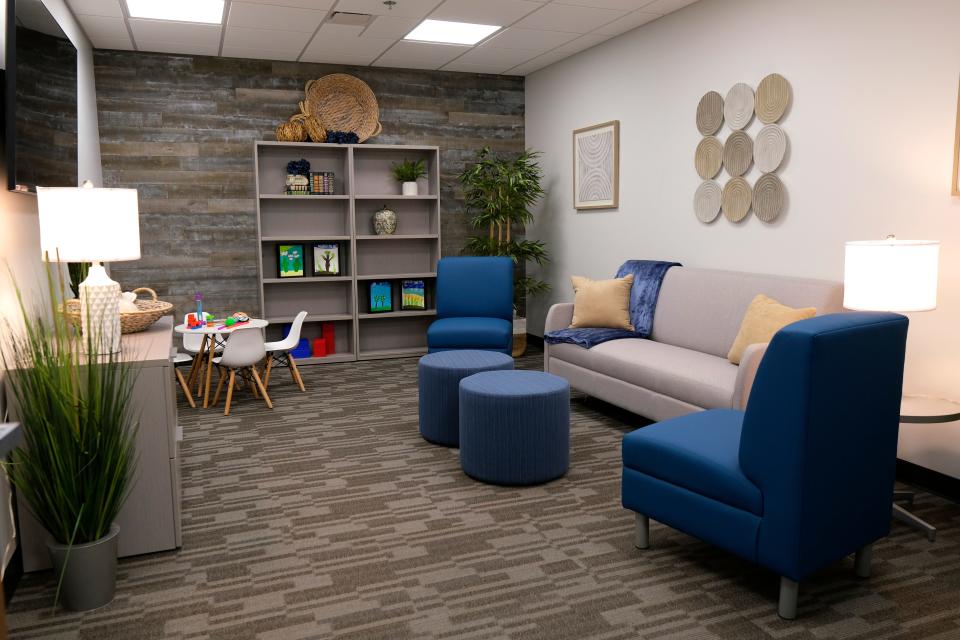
459,370,570,485
418,350,514,446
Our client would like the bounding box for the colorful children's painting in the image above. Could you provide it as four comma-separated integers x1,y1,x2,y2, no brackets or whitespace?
401,279,425,310
370,281,392,313
313,243,340,276
278,244,304,278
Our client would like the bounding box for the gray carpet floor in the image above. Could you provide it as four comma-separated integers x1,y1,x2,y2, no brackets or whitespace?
6,347,960,639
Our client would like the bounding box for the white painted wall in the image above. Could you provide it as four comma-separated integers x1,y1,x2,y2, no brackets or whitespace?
0,0,101,575
525,0,960,478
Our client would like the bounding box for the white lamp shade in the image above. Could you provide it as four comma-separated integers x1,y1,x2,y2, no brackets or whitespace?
37,186,141,263
843,239,940,312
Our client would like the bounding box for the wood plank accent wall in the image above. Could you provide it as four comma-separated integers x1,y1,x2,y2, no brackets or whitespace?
93,50,524,319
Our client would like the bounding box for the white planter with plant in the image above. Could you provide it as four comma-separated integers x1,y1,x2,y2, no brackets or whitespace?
2,274,137,611
459,147,548,357
392,158,426,197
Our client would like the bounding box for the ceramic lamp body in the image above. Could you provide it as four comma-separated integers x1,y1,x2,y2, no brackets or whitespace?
79,263,122,354
402,181,419,196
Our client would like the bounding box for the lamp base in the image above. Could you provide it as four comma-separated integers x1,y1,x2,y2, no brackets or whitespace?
79,262,121,354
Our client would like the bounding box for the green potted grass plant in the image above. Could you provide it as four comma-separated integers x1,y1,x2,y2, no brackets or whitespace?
459,147,548,356
392,158,427,196
1,269,138,611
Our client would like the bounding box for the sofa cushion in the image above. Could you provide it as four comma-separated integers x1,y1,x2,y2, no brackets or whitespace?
589,338,738,409
727,294,816,364
570,274,635,330
428,317,512,350
622,409,762,515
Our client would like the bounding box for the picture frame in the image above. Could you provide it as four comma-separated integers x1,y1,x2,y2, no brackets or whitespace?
953,77,960,196
401,279,426,310
277,243,305,278
312,242,341,276
573,120,620,210
369,281,393,313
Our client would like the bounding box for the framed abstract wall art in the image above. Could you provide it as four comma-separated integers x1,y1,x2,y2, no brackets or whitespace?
573,120,619,210
277,244,304,278
312,242,341,276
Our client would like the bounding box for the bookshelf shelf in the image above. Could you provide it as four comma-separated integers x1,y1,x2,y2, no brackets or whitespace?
255,142,440,365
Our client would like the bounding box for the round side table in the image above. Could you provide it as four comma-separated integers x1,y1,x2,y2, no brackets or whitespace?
895,395,960,542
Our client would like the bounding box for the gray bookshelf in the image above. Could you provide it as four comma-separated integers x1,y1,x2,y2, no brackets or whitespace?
254,141,441,365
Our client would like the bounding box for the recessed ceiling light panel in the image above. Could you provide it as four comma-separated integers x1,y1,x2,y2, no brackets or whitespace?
125,0,225,24
404,19,500,46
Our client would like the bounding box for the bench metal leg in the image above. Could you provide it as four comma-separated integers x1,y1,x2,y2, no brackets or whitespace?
634,513,649,549
854,544,872,578
778,577,799,620
893,503,936,542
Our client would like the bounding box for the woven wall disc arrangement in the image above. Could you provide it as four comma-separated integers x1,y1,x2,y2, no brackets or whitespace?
723,83,755,130
755,124,787,172
722,177,752,222
694,180,723,223
696,91,724,135
722,130,753,177
695,136,723,179
755,73,792,124
753,173,785,222
303,74,382,143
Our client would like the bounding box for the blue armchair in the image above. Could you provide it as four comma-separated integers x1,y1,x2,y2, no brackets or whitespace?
427,257,514,354
621,312,908,619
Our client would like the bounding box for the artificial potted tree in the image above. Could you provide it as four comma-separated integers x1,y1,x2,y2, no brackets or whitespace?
459,147,548,356
392,158,426,196
1,272,138,611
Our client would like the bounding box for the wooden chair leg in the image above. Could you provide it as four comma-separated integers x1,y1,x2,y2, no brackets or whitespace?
263,356,274,390
224,370,236,416
175,369,196,409
249,368,260,399
288,356,306,392
250,367,273,409
213,367,227,406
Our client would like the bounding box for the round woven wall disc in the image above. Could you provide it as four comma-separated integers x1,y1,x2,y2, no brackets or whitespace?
753,173,786,222
694,180,722,223
722,177,752,222
723,130,753,177
755,124,787,173
724,83,755,130
695,136,723,179
756,73,791,124
696,91,724,135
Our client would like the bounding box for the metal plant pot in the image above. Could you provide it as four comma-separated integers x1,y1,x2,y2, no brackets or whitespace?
46,523,120,611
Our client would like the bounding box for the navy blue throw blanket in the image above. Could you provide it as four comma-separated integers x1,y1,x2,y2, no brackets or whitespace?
545,260,681,349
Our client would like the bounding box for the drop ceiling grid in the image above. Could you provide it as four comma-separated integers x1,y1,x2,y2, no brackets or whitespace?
65,0,699,75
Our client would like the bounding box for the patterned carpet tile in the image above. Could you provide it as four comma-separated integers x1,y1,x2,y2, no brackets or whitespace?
5,349,960,639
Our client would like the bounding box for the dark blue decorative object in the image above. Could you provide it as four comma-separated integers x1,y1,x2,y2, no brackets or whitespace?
290,338,311,359
545,259,681,349
459,370,570,485
326,131,360,144
286,158,311,176
417,350,513,447
621,312,909,618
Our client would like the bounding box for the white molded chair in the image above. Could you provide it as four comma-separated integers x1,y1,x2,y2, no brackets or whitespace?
170,348,196,409
211,327,272,416
263,310,308,392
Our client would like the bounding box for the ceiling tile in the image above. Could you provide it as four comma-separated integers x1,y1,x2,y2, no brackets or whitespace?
638,0,699,12
552,0,656,9
244,0,335,7
442,60,518,75
66,0,123,18
454,45,537,67
135,40,221,56
128,19,222,46
332,0,439,19
484,27,576,51
77,14,129,42
222,46,301,60
300,25,394,64
93,37,136,50
373,40,470,70
362,15,418,39
429,0,543,26
555,32,609,53
592,10,660,35
505,48,570,74
223,26,312,54
514,3,625,33
311,22,366,41
227,2,326,33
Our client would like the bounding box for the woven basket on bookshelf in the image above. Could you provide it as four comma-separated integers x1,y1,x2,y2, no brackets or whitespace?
302,74,382,143
64,287,173,335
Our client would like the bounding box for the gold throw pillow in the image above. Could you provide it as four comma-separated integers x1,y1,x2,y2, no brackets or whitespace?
728,294,816,364
569,274,635,330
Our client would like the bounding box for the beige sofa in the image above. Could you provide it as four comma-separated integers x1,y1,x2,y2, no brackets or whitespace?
544,267,843,421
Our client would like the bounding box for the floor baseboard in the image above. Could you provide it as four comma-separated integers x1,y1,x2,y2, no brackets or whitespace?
896,459,960,503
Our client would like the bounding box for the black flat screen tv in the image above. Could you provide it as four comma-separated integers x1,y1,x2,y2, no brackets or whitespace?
5,0,78,193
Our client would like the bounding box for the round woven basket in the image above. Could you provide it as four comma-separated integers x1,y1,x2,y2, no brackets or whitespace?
64,287,173,335
303,74,382,142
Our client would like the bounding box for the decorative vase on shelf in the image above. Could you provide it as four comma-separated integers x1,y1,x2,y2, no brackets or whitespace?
402,181,419,196
373,205,397,235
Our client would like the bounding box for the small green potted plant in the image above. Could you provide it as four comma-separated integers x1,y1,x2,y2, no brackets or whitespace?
391,158,427,196
1,269,138,611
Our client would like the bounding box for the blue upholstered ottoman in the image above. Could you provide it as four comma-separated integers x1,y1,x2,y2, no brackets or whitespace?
459,370,570,485
418,350,514,446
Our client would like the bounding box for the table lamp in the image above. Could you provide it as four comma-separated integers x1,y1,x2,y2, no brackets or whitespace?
37,182,141,354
